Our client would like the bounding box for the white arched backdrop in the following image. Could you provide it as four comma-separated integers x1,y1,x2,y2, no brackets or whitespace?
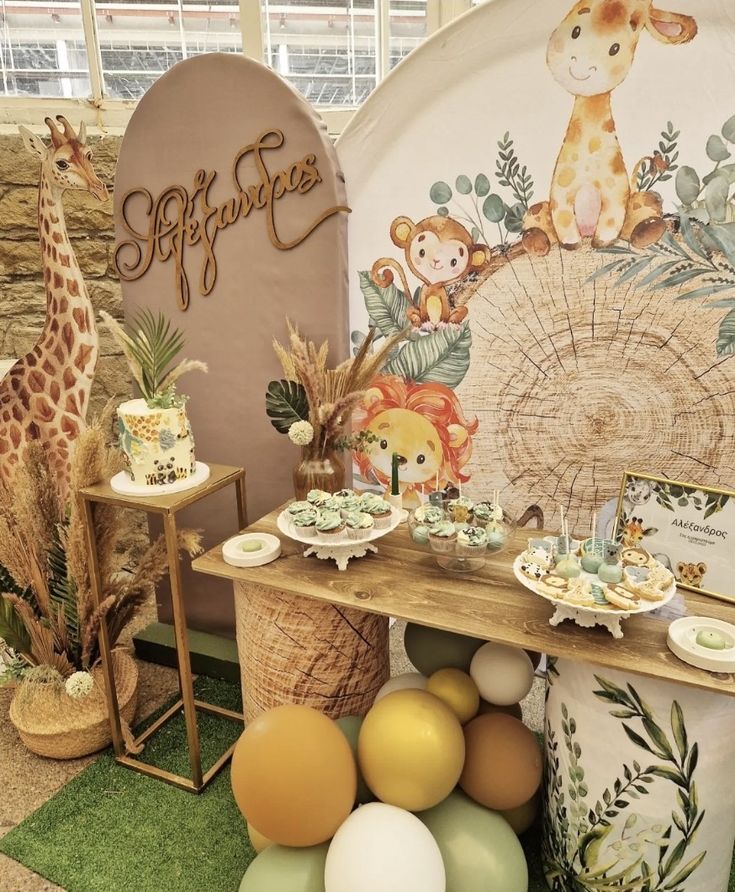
338,0,735,532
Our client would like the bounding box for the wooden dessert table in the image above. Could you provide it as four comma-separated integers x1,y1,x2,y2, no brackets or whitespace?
195,505,735,892
193,505,735,698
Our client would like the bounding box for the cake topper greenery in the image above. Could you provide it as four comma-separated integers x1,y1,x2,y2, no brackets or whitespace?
266,320,406,457
0,408,202,681
101,309,207,409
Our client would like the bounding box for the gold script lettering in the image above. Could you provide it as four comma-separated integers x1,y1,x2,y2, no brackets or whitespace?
114,129,350,310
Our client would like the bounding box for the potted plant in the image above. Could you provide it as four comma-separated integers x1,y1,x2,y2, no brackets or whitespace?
100,309,207,488
0,411,202,758
266,321,405,499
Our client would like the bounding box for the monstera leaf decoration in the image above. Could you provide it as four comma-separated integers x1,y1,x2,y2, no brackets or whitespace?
266,379,309,434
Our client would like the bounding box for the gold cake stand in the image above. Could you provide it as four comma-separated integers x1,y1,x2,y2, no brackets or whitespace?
79,463,247,793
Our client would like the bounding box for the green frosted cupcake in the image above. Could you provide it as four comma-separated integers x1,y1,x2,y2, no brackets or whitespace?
428,521,457,554
457,525,488,557
472,502,499,524
288,500,313,515
344,511,375,540
362,498,393,528
315,510,346,537
414,504,444,525
292,510,318,537
307,489,331,506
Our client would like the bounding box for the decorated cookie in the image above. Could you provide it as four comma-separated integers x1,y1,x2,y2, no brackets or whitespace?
520,562,545,582
621,547,651,567
604,585,643,611
564,578,596,607
522,546,554,571
537,574,570,598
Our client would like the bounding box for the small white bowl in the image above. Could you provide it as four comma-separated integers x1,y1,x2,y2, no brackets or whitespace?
222,533,281,568
667,616,735,673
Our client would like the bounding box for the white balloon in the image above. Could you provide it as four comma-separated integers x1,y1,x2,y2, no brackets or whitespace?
374,672,427,702
470,643,534,706
325,802,445,892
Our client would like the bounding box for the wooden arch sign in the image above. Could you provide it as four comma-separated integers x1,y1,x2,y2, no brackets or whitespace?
114,53,349,634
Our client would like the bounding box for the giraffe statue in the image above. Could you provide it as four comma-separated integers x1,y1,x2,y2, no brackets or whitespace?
522,0,697,257
0,116,108,501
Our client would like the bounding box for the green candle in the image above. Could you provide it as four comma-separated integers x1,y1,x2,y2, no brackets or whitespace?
391,452,400,496
695,629,728,650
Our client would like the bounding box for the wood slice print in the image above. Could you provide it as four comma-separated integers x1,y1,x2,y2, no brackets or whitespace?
456,237,735,534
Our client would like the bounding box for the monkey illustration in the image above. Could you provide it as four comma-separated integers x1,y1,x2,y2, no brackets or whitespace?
371,215,490,327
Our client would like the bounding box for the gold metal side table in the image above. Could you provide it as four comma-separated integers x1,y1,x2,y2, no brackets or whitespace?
79,463,247,793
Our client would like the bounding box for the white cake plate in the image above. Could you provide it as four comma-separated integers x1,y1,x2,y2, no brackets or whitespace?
110,461,211,496
513,555,677,639
667,616,735,673
276,506,402,571
223,533,281,568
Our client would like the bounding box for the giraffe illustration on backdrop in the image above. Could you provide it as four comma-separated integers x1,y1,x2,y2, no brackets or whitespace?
0,116,108,500
522,0,697,257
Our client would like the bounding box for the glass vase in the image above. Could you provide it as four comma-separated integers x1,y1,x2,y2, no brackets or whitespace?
293,447,345,501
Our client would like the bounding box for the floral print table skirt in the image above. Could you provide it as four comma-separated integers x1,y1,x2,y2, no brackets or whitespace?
543,658,735,892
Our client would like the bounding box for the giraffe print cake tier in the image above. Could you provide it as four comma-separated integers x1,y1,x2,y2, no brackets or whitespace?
117,398,196,487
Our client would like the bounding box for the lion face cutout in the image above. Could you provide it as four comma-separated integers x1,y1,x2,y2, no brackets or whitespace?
353,375,478,508
676,561,707,589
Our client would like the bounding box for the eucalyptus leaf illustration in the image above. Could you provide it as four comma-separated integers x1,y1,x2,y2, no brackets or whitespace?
429,181,452,204
706,134,731,162
265,379,309,434
358,270,411,338
723,114,735,144
475,173,491,197
544,674,706,892
384,322,472,388
675,166,701,206
455,174,473,195
482,193,506,223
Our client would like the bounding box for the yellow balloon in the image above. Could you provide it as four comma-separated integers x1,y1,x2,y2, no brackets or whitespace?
247,822,274,854
426,668,480,724
358,689,465,812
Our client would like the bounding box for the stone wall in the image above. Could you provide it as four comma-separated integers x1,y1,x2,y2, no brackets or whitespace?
0,132,131,417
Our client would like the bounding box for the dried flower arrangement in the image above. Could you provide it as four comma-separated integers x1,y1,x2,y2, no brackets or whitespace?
101,309,207,410
267,321,405,454
0,408,202,680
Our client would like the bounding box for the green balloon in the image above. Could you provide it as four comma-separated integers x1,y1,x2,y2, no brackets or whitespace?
239,844,329,892
419,791,528,892
403,623,485,676
335,716,374,804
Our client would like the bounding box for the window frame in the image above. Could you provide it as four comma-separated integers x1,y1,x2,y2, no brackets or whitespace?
0,0,471,135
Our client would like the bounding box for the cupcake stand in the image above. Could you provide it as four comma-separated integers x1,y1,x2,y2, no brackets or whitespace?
276,506,403,572
194,511,735,890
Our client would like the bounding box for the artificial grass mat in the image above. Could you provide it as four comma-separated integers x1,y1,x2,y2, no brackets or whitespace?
1,676,733,892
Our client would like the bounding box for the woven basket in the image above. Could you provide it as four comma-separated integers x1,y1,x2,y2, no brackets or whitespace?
234,581,390,722
9,650,138,760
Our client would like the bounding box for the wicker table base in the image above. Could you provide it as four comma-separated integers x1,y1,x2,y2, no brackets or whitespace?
234,581,390,723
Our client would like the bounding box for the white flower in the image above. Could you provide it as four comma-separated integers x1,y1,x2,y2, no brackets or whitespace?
288,420,314,446
65,671,94,699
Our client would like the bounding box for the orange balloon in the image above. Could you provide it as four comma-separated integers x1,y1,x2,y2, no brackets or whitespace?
459,713,542,811
358,689,465,811
231,705,357,847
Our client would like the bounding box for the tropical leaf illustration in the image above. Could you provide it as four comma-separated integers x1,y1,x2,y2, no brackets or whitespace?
358,271,411,338
265,379,309,434
384,322,472,389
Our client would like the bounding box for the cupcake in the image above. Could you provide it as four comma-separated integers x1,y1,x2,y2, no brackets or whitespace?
472,502,499,525
457,525,488,557
428,521,457,554
288,500,313,516
307,489,331,506
362,498,393,529
338,494,362,515
414,504,444,526
292,510,318,538
344,511,375,540
315,510,346,537
333,489,355,500
447,496,474,523
319,496,342,513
